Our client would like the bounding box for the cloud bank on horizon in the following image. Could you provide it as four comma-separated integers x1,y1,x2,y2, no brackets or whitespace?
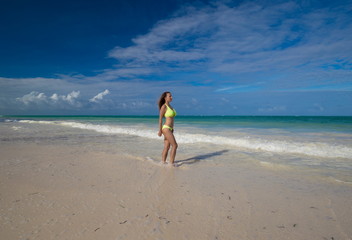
1,0,351,115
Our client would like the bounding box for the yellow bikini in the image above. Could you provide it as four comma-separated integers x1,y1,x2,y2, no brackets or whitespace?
164,104,176,118
162,125,174,131
162,105,176,131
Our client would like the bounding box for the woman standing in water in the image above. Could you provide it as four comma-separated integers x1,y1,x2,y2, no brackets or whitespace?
158,92,178,166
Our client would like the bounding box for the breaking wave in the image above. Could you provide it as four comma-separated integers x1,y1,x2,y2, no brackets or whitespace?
19,120,352,159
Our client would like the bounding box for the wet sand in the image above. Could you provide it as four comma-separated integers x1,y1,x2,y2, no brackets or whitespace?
1,139,352,239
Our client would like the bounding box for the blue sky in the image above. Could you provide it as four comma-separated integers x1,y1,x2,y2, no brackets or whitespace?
1,0,351,115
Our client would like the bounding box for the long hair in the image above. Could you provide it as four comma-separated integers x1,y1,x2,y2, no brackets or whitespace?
158,91,170,109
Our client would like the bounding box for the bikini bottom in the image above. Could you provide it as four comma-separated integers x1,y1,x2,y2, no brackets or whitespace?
162,125,173,131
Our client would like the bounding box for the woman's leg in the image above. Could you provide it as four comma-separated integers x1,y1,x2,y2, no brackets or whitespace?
162,138,170,163
162,129,178,164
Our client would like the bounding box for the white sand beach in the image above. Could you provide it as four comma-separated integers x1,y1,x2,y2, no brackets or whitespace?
0,121,352,240
0,122,352,240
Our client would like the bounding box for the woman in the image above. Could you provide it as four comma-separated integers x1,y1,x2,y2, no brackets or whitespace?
158,91,178,166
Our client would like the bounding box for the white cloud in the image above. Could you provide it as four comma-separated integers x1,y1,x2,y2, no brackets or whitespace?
17,91,48,105
118,101,152,109
107,6,210,72
89,89,110,103
106,0,352,84
66,91,80,104
312,103,325,112
17,91,81,107
1,1,352,115
50,93,59,101
258,106,287,113
52,91,80,106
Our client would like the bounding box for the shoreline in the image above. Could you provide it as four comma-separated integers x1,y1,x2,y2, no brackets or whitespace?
1,138,351,239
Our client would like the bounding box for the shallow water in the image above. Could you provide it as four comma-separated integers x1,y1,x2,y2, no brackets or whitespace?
1,115,352,183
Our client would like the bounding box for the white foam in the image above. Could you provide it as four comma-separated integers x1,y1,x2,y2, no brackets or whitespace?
19,120,54,124
260,161,292,170
19,120,352,159
177,133,352,159
11,126,21,131
59,121,159,140
330,177,352,185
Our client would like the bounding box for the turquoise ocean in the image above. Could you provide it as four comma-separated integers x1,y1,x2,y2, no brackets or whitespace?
1,115,352,183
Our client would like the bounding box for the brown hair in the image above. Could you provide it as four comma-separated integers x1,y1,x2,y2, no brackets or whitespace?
158,91,170,109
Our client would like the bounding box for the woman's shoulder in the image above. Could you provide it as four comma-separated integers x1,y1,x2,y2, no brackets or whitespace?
160,104,167,111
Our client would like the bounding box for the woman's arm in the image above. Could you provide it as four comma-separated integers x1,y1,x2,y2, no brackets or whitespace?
158,105,166,136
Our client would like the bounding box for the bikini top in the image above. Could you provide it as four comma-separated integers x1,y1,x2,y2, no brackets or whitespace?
164,104,176,118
